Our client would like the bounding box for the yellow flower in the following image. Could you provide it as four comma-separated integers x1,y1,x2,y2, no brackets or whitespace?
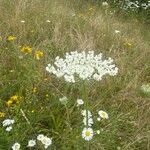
7,35,16,41
6,95,21,107
0,112,5,118
35,50,44,60
21,46,32,54
6,100,13,107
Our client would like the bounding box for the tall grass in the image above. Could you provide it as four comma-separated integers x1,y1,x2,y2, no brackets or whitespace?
0,0,150,149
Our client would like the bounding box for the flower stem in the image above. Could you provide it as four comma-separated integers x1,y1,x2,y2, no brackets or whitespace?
83,82,90,150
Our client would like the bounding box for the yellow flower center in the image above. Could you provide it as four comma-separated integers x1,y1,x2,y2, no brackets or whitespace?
102,112,106,117
85,131,91,137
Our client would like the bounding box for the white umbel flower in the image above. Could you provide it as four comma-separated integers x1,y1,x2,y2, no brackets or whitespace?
82,127,94,141
5,126,12,132
12,143,20,150
46,51,118,83
27,140,36,147
77,99,84,106
2,119,15,127
98,110,109,119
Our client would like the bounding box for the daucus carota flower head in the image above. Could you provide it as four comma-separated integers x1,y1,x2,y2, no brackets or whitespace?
82,127,94,141
12,143,20,150
46,51,118,83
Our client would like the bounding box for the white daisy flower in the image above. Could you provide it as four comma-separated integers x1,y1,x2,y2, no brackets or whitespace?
77,99,84,106
82,127,94,141
12,143,20,150
5,126,12,132
27,140,36,147
98,110,109,119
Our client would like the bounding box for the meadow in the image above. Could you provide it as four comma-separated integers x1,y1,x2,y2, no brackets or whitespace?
0,0,150,150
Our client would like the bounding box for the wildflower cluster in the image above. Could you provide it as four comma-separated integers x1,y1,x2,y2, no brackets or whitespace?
6,95,21,107
81,110,94,141
11,134,52,150
46,51,118,83
81,109,109,141
20,46,44,59
2,119,15,132
37,134,52,149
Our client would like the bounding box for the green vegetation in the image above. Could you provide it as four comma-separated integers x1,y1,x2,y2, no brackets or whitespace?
0,0,150,149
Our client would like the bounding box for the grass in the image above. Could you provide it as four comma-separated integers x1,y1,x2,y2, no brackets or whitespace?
0,0,150,149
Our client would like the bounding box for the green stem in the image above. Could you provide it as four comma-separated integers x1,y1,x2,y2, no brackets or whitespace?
83,81,90,150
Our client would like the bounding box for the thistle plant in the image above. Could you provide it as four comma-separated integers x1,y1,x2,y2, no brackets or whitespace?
46,50,118,149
